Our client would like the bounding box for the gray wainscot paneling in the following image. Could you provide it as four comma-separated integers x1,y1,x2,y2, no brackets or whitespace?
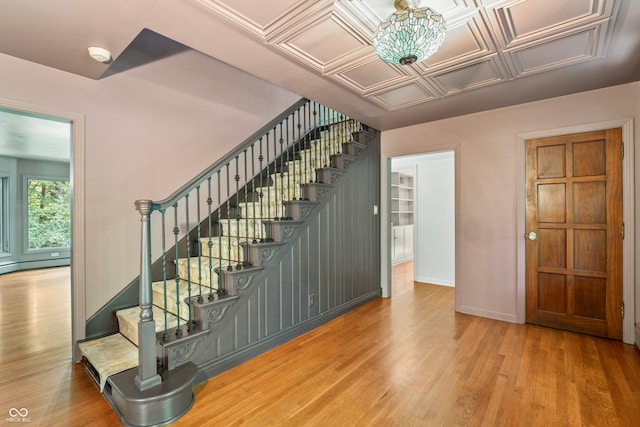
162,132,382,379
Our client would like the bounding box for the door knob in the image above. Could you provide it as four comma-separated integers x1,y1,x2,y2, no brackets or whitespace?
526,231,537,241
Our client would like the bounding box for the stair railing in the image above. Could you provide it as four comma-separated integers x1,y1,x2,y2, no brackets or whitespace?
133,98,362,390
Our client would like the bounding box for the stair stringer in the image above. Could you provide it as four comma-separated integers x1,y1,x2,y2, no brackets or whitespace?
161,130,381,379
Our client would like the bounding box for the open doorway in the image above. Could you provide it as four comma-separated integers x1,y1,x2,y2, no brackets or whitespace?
0,98,86,361
390,151,456,292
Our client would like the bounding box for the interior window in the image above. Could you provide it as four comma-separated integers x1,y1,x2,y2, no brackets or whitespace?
26,178,71,250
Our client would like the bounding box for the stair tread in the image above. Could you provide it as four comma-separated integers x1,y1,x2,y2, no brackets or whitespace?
78,333,138,392
116,305,185,346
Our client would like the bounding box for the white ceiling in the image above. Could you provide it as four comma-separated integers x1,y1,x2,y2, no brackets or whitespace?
0,109,70,163
1,0,639,160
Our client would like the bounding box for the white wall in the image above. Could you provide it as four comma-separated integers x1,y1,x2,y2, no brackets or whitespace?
382,82,640,329
0,51,299,324
416,152,455,286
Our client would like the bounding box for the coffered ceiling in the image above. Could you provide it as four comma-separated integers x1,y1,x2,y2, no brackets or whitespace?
197,0,623,112
1,0,639,133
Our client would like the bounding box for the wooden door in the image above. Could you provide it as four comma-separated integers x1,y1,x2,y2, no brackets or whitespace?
525,128,623,339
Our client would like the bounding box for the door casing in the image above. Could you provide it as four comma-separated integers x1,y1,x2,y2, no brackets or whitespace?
516,119,635,344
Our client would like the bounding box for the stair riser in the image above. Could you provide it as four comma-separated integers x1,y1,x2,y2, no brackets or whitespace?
289,154,332,166
264,220,302,242
216,219,265,239
199,238,251,260
315,168,343,185
253,186,299,201
271,170,317,184
301,183,331,202
175,258,226,288
331,154,356,170
343,141,366,157
116,306,183,346
235,203,284,220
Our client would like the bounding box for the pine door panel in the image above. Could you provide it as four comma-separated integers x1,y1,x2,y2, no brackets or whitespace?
525,128,622,339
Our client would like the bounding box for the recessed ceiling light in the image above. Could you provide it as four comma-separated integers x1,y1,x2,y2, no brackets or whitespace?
88,46,112,63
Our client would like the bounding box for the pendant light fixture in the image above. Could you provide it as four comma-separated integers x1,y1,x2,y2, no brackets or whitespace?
373,0,446,66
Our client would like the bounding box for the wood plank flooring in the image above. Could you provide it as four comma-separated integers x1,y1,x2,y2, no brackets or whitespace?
2,262,640,426
0,267,120,426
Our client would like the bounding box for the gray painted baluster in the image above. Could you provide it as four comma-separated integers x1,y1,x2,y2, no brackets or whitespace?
234,156,242,270
292,109,299,198
295,109,302,199
243,149,250,266
303,105,308,184
217,170,224,297
206,177,214,301
225,164,232,271
338,112,343,153
278,123,285,220
258,137,265,243
196,185,203,303
160,208,169,342
173,203,182,337
268,130,275,223
312,103,320,182
285,117,291,207
184,194,194,331
286,115,291,207
329,110,333,163
320,104,326,169
251,144,258,244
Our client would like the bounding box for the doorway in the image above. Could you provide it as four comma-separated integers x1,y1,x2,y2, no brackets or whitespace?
388,150,457,298
0,97,86,359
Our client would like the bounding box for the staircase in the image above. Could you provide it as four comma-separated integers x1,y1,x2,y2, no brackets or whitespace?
78,99,381,426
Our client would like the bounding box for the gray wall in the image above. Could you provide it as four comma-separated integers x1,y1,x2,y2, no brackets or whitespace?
0,156,70,274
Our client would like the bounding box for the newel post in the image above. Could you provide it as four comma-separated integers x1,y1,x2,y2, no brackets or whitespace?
134,199,162,391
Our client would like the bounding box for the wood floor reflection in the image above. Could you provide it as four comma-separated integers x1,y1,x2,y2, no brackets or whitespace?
0,267,119,426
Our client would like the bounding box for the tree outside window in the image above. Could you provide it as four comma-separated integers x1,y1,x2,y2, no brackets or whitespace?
27,178,71,250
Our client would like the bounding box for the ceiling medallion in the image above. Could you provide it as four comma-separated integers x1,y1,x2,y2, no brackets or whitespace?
373,0,446,66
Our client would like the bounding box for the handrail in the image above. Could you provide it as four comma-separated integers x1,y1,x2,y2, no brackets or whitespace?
153,98,308,210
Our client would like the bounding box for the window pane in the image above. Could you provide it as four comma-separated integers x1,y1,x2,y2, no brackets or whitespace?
27,179,71,250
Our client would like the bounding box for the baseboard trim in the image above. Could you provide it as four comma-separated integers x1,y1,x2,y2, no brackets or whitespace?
0,259,70,275
196,289,382,382
459,304,517,324
414,276,455,287
635,324,639,350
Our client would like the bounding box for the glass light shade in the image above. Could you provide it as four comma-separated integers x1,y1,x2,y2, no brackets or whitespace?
373,4,446,66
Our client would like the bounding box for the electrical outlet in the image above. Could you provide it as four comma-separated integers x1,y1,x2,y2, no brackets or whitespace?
308,293,315,307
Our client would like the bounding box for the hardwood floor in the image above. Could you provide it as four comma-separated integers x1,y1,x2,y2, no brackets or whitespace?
2,263,640,426
0,267,120,426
